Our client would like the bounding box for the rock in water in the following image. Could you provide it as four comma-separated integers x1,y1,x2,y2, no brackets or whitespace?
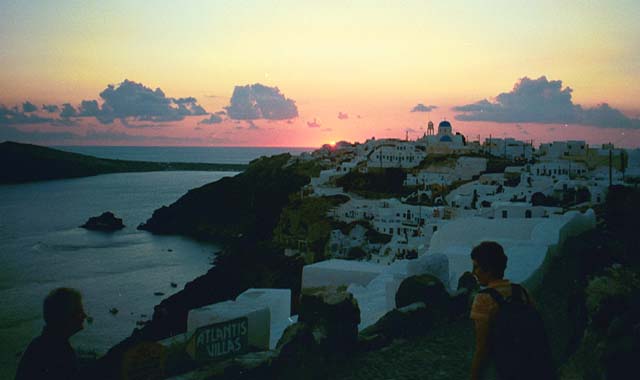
81,212,125,231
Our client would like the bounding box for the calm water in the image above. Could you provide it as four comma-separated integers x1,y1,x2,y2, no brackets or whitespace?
55,146,313,164
0,170,237,378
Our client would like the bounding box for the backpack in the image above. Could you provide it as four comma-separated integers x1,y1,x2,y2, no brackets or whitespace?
480,284,556,380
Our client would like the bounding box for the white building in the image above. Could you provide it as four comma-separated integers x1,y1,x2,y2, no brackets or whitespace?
530,160,588,177
367,140,427,168
538,140,587,158
484,137,533,160
428,210,596,288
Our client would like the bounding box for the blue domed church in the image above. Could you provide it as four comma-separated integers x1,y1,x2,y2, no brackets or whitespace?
418,120,465,150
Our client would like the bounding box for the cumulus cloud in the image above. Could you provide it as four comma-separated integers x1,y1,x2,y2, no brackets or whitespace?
174,97,207,116
580,103,637,128
199,113,224,125
96,80,207,124
411,103,437,112
307,118,320,128
0,105,53,125
4,81,209,128
453,76,640,128
60,103,77,118
225,83,298,120
78,100,101,117
42,104,59,113
338,112,349,120
22,101,37,113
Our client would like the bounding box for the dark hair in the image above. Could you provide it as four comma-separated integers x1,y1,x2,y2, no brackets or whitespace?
470,241,507,278
43,288,82,326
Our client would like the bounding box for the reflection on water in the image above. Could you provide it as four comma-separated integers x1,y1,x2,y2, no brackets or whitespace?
0,171,235,378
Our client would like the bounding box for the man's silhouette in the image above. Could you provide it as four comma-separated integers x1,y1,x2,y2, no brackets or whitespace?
16,287,87,380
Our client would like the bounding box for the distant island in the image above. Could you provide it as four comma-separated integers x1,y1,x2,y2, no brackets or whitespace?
0,141,248,184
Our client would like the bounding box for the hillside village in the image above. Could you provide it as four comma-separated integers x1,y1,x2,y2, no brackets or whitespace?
291,120,633,266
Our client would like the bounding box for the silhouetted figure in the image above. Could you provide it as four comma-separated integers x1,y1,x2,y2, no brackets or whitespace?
16,288,87,380
469,241,554,380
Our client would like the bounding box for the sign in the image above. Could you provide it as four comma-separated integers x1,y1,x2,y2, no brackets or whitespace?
186,317,249,361
121,342,167,380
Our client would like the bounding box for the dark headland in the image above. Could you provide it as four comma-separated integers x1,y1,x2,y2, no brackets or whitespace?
0,141,248,184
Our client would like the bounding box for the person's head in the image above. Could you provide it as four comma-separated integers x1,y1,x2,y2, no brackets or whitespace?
470,241,507,286
43,288,87,337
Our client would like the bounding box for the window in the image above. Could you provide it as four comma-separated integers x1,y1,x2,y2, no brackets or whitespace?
525,210,532,219
502,210,508,219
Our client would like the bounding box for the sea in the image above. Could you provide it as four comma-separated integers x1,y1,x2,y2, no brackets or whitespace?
0,146,313,378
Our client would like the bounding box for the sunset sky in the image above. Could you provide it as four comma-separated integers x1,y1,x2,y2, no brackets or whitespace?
1,0,639,147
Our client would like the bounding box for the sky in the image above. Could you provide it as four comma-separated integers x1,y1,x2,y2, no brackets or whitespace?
1,0,640,148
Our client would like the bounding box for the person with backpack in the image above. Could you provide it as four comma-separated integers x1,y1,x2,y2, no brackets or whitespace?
469,241,555,380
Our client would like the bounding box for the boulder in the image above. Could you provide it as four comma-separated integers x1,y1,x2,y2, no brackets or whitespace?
298,286,360,323
297,286,360,354
395,274,450,312
81,211,124,231
273,286,360,379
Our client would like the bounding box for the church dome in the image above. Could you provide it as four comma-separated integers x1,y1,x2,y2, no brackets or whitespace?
439,121,451,128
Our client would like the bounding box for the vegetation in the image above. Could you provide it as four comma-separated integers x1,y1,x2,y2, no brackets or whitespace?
335,168,408,199
347,246,367,260
274,194,350,259
524,185,640,378
484,156,524,173
415,154,455,170
365,227,392,244
0,141,247,183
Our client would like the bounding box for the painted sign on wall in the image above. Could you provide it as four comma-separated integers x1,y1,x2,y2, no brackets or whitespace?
186,317,249,361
